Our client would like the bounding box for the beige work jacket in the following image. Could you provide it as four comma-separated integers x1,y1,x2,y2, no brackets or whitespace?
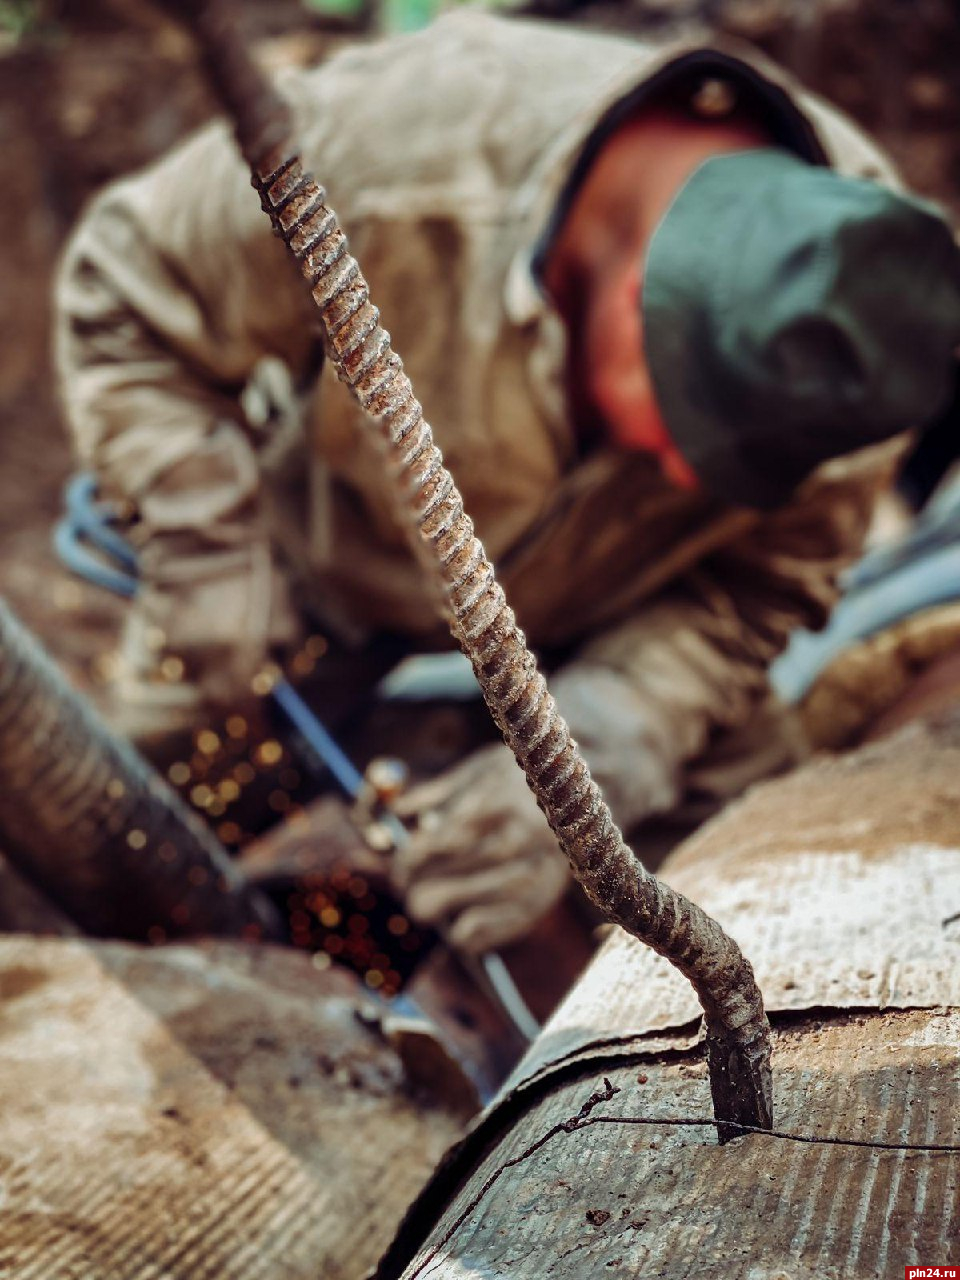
55,12,903,818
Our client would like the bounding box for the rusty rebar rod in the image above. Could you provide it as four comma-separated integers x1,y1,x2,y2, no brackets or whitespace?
158,0,772,1138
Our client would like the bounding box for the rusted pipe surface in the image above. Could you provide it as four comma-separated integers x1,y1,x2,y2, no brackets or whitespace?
0,935,466,1278
152,0,771,1137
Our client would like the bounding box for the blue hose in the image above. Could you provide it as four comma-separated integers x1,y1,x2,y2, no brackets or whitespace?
53,473,376,795
54,473,139,599
269,677,365,797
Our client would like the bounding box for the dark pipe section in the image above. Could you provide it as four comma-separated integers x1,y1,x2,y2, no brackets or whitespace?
0,597,282,942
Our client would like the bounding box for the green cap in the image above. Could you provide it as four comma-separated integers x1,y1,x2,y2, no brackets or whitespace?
642,148,960,509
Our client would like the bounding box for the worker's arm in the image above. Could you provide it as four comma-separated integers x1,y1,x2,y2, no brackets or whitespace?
565,447,898,818
55,111,319,729
394,448,896,953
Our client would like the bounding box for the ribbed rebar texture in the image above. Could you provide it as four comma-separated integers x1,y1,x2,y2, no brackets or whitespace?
0,597,281,941
161,0,772,1137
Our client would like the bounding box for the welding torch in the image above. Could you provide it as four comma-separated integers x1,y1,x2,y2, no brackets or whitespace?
270,677,541,1044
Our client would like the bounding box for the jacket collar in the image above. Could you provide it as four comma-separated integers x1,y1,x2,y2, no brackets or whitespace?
504,36,839,329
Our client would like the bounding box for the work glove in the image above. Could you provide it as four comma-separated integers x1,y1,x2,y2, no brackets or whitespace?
392,662,682,955
549,662,681,832
391,742,570,956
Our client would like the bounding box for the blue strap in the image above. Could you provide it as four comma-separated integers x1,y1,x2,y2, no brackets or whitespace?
53,518,140,599
53,472,140,600
63,472,140,572
53,473,374,798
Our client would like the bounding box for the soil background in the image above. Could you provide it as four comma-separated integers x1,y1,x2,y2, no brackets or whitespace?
0,0,346,700
0,0,959,697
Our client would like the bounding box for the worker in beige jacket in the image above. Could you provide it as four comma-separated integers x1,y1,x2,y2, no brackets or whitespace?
55,12,960,954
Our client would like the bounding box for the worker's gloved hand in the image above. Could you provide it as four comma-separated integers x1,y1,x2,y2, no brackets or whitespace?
391,662,682,954
391,743,570,956
549,663,681,832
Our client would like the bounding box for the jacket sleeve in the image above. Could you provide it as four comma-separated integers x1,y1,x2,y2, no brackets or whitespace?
550,446,899,830
55,109,320,710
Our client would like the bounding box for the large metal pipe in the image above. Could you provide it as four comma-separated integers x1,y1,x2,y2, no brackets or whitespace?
377,707,960,1277
0,596,280,941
